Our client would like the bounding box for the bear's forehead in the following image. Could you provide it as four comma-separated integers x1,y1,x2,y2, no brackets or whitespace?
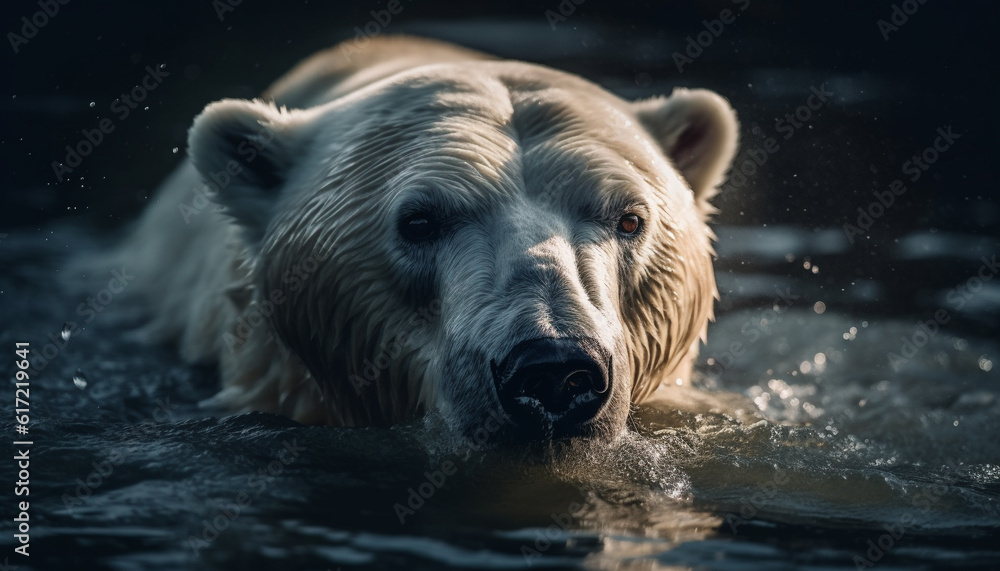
339,63,670,197
377,63,647,148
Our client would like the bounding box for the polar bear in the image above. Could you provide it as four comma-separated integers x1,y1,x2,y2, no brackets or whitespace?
105,36,738,444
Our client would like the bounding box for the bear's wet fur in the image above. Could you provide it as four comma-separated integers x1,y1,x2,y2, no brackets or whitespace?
97,36,739,444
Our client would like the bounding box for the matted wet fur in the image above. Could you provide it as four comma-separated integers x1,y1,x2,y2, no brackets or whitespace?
86,36,739,444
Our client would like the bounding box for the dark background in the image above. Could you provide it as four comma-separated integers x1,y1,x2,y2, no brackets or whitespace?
2,0,998,323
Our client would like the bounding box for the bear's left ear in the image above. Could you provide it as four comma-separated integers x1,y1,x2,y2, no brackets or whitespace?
188,98,310,246
633,88,739,209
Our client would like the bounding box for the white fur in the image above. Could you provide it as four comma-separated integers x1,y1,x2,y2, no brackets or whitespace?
99,36,739,439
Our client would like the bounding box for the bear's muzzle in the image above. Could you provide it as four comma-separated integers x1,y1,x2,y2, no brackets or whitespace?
491,337,612,441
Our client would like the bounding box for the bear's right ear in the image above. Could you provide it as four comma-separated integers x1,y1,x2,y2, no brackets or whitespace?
188,99,307,246
633,88,739,212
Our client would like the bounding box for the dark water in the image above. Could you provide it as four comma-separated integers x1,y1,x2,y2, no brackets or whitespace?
4,4,1000,570
1,223,997,571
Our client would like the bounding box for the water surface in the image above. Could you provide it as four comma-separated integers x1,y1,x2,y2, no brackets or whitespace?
2,224,996,570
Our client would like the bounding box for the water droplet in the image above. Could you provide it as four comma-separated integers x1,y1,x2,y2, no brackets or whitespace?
171,147,179,154
61,322,72,341
73,369,88,389
89,101,95,108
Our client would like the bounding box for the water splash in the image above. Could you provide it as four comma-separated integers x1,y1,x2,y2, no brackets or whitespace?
73,369,88,389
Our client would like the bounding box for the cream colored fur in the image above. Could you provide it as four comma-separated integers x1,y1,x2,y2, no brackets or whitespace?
98,36,739,438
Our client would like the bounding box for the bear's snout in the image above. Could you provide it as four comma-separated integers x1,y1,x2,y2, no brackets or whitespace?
491,337,612,441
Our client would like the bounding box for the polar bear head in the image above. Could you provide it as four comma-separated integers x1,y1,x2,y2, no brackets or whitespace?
188,61,738,445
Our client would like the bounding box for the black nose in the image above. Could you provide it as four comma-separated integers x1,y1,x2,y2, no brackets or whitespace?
491,337,612,439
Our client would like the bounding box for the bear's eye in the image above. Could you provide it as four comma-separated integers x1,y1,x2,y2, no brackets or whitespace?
617,214,641,236
399,212,441,243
